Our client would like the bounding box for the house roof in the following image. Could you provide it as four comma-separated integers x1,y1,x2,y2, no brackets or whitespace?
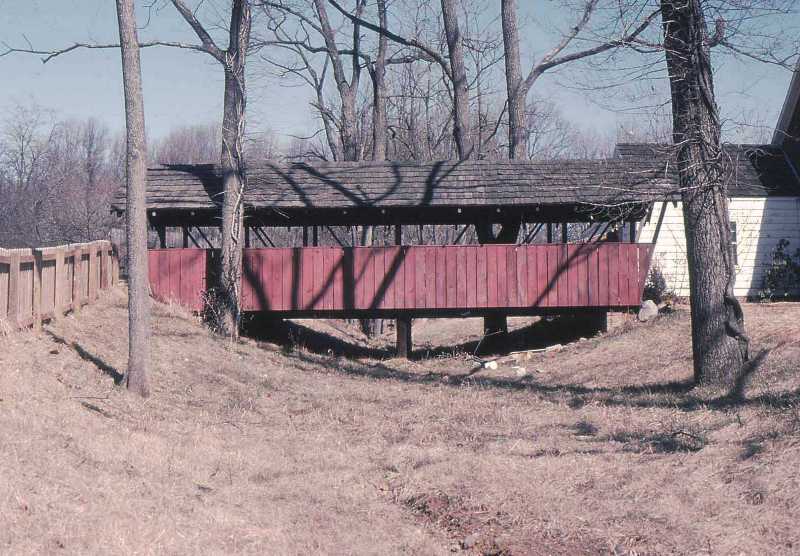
773,59,800,146
615,143,800,197
112,158,676,215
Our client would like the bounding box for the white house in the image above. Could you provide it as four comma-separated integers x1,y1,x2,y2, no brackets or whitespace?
618,70,800,298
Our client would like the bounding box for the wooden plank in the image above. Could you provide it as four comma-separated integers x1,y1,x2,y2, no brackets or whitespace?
435,247,446,309
0,260,9,320
536,246,548,307
526,246,538,307
548,245,561,307
415,247,426,308
476,247,487,308
487,246,498,308
598,244,610,306
566,245,578,307
39,258,55,318
404,247,415,310
168,250,181,303
323,247,334,311
496,246,508,308
506,246,517,307
313,248,324,310
7,252,21,328
73,248,85,313
32,250,43,330
466,247,477,308
608,244,620,306
577,246,589,306
425,247,436,309
53,248,66,318
384,246,398,310
446,246,457,308
333,248,344,310
618,244,630,305
242,250,257,310
88,247,97,300
395,247,405,310
456,247,467,307
515,246,527,308
587,245,598,306
301,248,314,310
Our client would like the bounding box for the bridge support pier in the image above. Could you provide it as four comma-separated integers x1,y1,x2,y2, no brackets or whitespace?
396,316,412,359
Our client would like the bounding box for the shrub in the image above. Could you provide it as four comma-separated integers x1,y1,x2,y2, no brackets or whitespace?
760,239,800,301
643,263,669,304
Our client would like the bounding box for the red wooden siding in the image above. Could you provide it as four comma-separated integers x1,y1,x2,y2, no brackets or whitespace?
148,243,654,313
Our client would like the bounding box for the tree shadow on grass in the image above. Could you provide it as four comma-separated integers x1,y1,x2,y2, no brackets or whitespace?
271,340,797,413
242,313,605,361
46,331,124,385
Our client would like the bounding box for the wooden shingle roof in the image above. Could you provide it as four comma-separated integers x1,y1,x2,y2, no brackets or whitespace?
615,143,800,197
112,158,676,213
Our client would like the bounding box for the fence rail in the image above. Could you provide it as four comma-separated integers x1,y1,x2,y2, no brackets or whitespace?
0,240,119,332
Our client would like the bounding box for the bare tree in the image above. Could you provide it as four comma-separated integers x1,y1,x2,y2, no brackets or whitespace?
151,123,222,164
115,0,150,397
371,0,389,161
166,0,252,337
660,0,748,385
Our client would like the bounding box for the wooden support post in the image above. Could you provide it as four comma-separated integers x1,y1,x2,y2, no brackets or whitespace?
101,243,110,290
183,225,190,248
157,225,166,248
7,251,21,329
546,223,553,244
312,226,319,247
32,249,43,331
561,223,568,244
396,316,412,359
111,246,119,287
394,225,403,246
54,247,66,318
88,245,98,300
629,221,636,243
73,247,84,314
303,226,309,247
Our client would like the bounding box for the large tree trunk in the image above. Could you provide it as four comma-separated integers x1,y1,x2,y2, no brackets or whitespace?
115,0,150,397
661,0,748,386
217,0,251,337
501,0,526,160
440,0,473,160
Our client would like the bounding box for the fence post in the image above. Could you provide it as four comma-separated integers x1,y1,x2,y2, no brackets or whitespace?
112,245,119,286
101,241,110,291
7,252,20,329
32,249,43,331
73,246,84,314
88,243,98,300
54,247,66,318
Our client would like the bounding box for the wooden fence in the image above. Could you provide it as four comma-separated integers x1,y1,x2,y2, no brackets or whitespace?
0,240,119,332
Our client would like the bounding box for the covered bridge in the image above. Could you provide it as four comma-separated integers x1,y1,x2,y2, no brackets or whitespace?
112,159,673,355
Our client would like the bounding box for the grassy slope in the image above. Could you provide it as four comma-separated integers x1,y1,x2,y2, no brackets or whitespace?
1,289,799,555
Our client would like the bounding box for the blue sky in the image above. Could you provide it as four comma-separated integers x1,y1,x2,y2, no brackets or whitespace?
0,0,795,144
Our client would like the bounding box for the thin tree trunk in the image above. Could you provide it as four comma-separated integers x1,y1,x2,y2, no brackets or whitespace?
660,0,747,386
501,0,526,160
440,0,473,160
371,0,388,161
217,0,251,337
115,0,150,397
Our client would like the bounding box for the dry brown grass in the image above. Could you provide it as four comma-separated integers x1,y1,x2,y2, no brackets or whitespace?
1,290,799,555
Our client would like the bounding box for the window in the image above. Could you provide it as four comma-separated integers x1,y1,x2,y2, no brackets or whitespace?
730,221,738,266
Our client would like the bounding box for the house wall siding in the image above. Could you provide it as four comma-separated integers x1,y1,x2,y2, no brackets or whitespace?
638,197,800,297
